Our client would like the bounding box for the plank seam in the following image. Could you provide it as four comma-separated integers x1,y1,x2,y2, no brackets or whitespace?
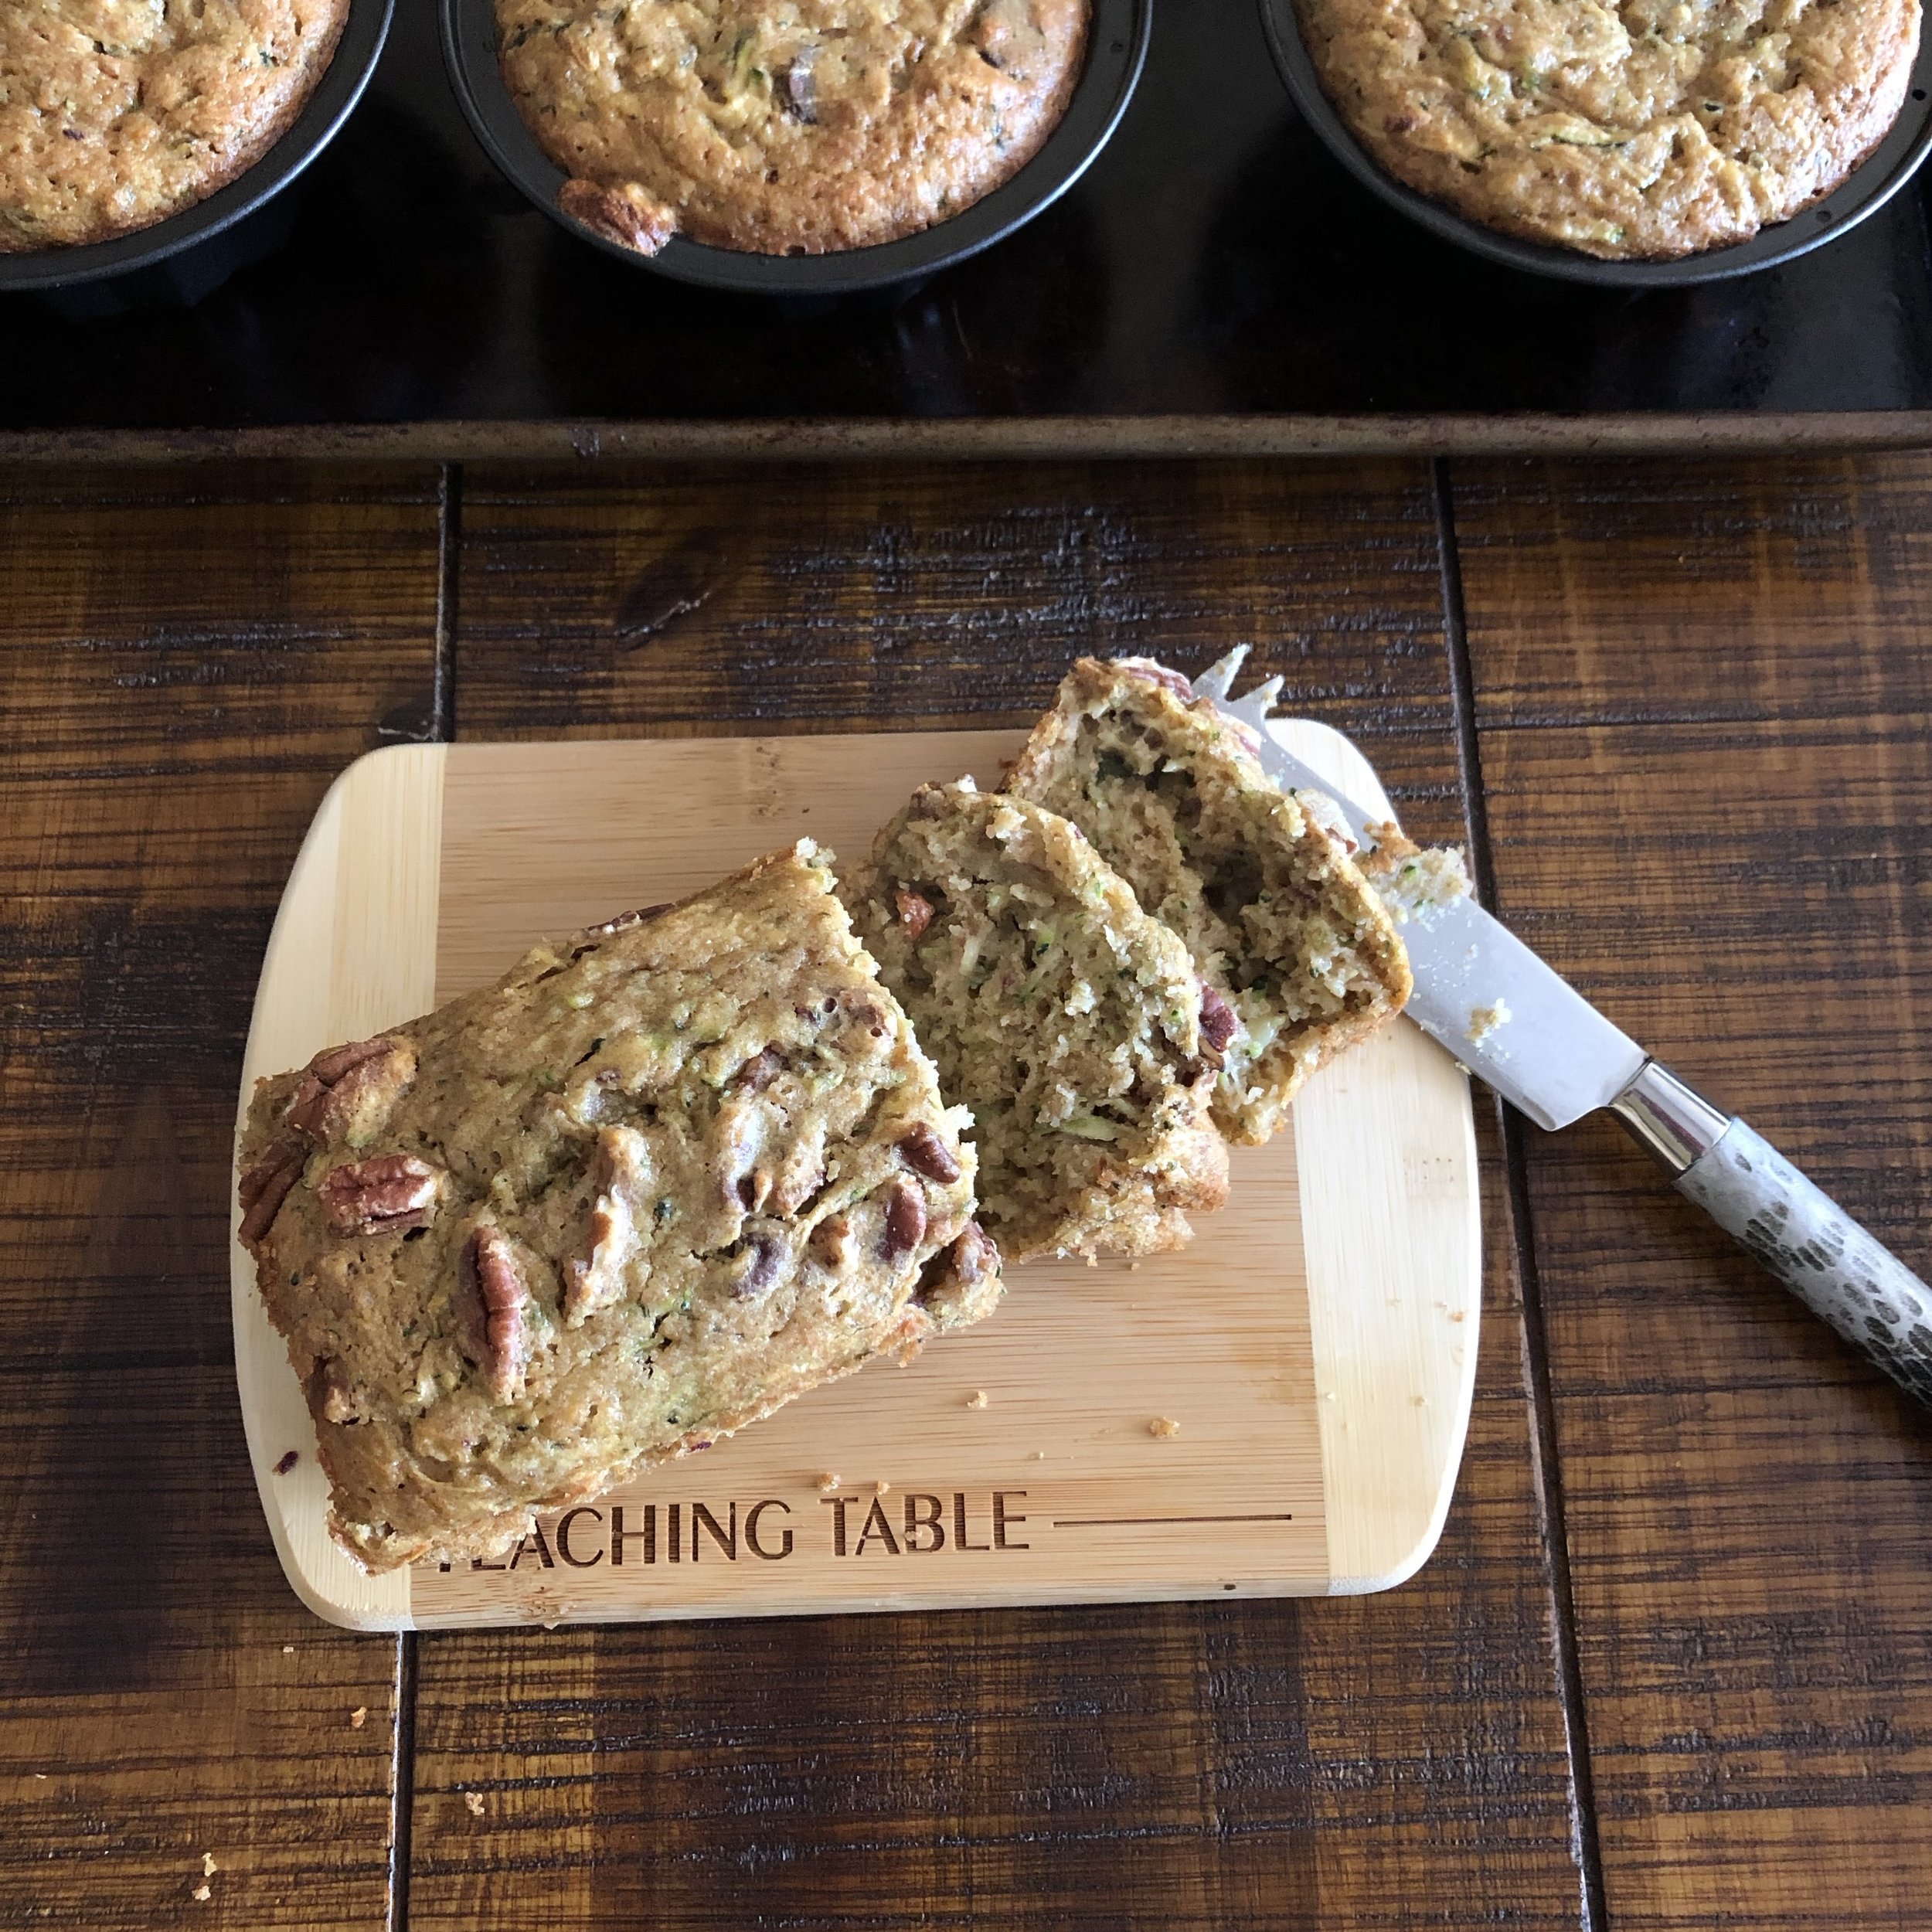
434,463,463,741
1434,457,1609,1932
389,1628,419,1932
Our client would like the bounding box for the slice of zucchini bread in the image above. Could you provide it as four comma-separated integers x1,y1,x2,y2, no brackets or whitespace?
1003,657,1412,1145
236,840,998,1574
841,781,1228,1264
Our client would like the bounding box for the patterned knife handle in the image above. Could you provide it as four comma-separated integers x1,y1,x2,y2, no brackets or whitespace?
1610,1061,1932,1407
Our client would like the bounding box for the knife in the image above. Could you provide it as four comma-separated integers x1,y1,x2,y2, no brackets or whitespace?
1193,647,1932,1410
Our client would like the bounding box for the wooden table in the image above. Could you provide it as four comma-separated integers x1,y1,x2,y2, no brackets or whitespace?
5,454,1928,1930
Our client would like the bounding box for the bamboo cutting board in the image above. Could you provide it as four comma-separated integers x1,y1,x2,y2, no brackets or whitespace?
232,726,1479,1630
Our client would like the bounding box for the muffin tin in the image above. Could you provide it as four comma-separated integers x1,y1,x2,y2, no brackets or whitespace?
2,0,1932,440
441,0,1151,294
0,0,394,295
1259,0,1932,286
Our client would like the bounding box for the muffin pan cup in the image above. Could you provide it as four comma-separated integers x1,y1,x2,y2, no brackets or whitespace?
0,0,395,295
441,0,1152,294
1258,0,1932,286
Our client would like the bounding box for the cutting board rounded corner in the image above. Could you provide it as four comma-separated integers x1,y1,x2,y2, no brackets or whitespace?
233,725,1479,1628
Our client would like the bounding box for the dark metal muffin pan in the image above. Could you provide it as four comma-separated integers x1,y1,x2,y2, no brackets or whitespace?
0,0,394,294
1258,0,1932,285
442,0,1151,292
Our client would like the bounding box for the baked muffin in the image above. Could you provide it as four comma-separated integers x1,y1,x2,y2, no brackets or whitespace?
1003,658,1412,1146
1295,0,1919,258
842,780,1229,1263
495,0,1090,256
0,0,350,253
237,841,999,1573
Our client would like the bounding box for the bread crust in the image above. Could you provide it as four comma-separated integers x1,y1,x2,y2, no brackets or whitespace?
239,841,997,1573
1294,0,1919,259
1004,657,1411,1145
0,0,351,253
495,0,1090,256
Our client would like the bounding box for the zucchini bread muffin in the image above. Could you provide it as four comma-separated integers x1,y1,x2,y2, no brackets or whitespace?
1,0,350,253
1004,658,1411,1146
1295,0,1919,258
237,841,999,1573
495,0,1090,256
842,780,1229,1263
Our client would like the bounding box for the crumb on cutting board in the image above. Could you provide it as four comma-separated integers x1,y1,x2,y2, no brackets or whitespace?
464,1791,485,1817
192,1883,212,1903
965,1389,988,1408
351,1707,367,1730
202,1855,218,1878
1149,1417,1182,1438
873,1478,891,1496
816,1471,841,1493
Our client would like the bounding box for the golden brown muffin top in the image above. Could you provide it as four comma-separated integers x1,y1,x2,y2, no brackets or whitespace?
0,0,350,253
496,0,1089,255
1296,0,1919,258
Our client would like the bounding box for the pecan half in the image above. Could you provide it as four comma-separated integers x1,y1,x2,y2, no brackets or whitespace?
897,1121,961,1184
315,1154,442,1236
464,1225,530,1403
287,1035,417,1145
1114,656,1194,700
893,889,934,940
566,1124,648,1326
558,177,676,256
238,1136,306,1245
1199,983,1238,1054
880,1175,927,1261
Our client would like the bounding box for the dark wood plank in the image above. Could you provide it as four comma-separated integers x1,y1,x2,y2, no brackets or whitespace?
1453,455,1932,1932
406,457,1590,1930
0,465,445,1930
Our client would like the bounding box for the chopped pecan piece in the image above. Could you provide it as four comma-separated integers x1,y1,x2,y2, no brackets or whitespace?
238,1136,306,1244
893,889,934,940
464,1225,530,1403
287,1035,417,1145
808,1212,853,1272
733,1231,785,1299
315,1154,442,1236
1115,656,1194,700
318,1359,362,1424
897,1121,961,1184
566,1124,649,1326
1199,983,1238,1054
915,1219,1002,1308
735,1046,784,1094
880,1175,927,1261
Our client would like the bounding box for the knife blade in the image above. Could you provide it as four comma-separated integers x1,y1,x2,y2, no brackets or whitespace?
1191,647,1932,1409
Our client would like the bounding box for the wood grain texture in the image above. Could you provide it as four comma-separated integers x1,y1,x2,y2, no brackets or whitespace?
403,457,1591,1929
0,466,445,1928
1453,455,1932,1932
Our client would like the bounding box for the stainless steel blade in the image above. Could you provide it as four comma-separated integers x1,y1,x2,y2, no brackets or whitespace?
1193,648,1645,1131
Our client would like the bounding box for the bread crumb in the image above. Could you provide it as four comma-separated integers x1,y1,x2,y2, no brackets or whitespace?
817,1471,841,1493
464,1791,485,1817
202,1854,218,1878
1466,998,1512,1045
192,1884,212,1903
1448,1308,1466,1323
1149,1417,1182,1438
350,1707,367,1730
281,1645,294,1654
965,1389,988,1409
1127,1260,1141,1273
1029,1450,1046,1461
872,1478,891,1496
